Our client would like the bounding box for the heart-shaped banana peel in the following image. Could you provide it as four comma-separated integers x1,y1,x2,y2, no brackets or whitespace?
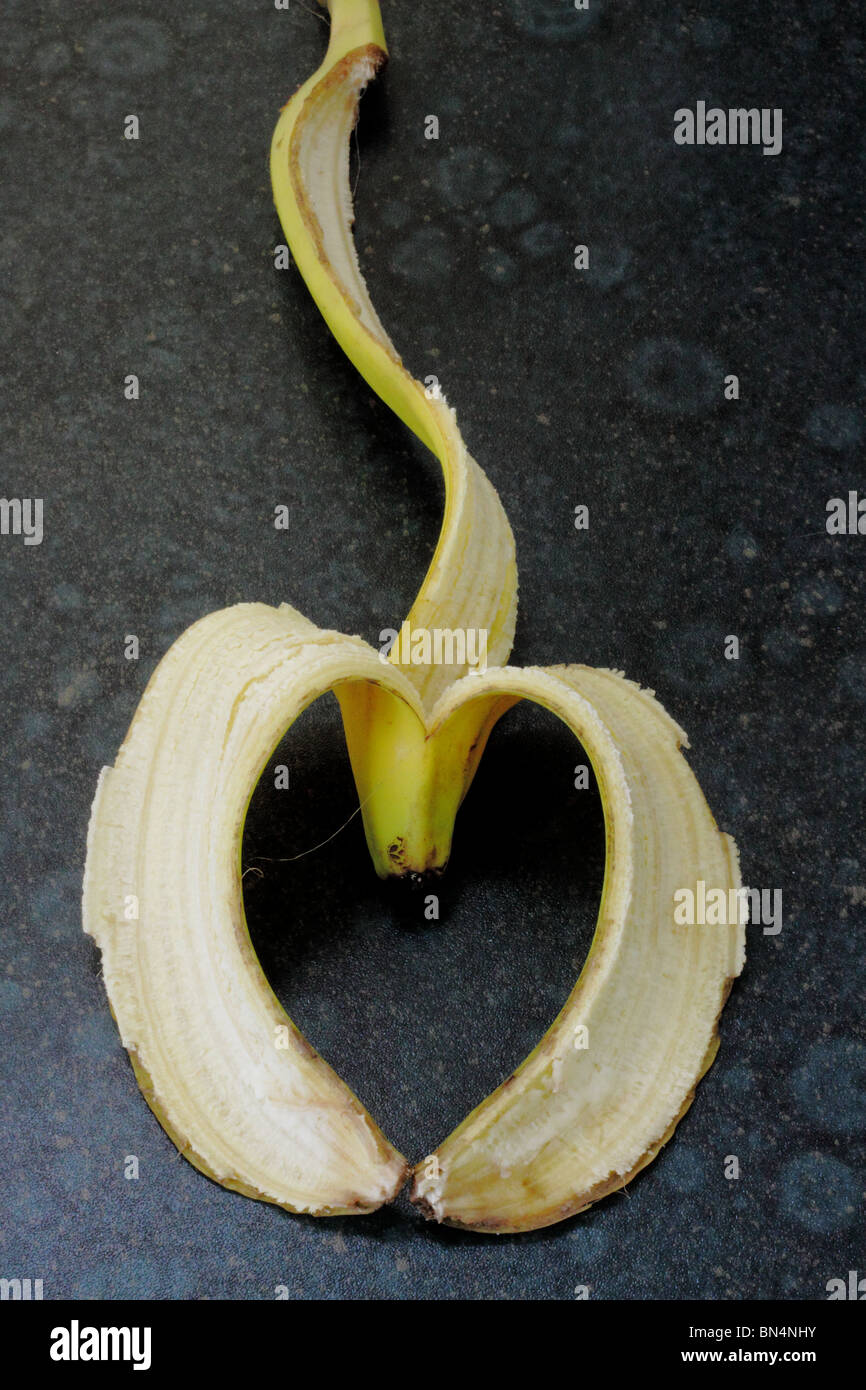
83,0,745,1233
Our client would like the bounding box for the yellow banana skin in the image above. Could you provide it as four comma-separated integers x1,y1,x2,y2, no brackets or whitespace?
81,0,746,1233
409,666,743,1232
270,0,519,874
83,605,418,1215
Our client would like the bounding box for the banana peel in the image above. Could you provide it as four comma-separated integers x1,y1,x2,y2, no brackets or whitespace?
82,0,745,1232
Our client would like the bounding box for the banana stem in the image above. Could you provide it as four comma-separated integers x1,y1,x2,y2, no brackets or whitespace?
336,682,520,878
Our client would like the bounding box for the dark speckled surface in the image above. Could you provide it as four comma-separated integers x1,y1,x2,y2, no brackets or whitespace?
1,0,864,1299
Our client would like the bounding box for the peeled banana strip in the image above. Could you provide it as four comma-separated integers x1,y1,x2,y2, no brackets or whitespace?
270,0,520,874
83,603,415,1215
411,665,745,1232
269,0,518,714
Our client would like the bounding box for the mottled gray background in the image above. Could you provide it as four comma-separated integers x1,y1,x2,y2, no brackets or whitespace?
1,0,864,1299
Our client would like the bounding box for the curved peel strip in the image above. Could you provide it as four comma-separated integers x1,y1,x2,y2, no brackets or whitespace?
270,0,517,710
409,665,746,1232
83,603,416,1214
